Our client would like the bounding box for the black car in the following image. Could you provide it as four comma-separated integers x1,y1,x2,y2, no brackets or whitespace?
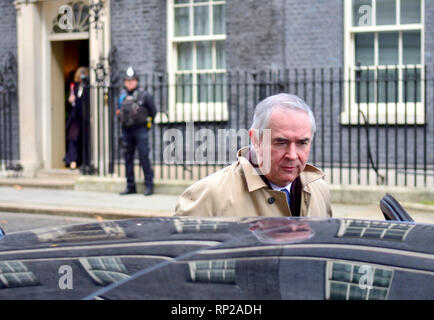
0,194,432,300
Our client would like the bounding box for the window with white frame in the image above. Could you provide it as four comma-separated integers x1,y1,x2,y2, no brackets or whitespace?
343,0,424,124
163,0,227,123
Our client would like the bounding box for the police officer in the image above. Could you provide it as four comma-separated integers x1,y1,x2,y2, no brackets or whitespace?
117,66,156,196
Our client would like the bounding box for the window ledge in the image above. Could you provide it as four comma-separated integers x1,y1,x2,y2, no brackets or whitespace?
155,102,229,123
340,102,426,125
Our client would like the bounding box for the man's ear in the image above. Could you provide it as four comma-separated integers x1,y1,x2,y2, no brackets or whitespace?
249,129,260,150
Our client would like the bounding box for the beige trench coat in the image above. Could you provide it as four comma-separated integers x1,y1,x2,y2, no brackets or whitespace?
175,148,333,218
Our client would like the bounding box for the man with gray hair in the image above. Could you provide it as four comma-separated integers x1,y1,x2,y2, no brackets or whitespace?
175,93,332,217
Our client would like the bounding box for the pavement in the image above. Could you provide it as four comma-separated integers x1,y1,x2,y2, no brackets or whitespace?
0,185,177,220
0,182,434,224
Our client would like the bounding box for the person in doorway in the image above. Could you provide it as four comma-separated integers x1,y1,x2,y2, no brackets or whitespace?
64,66,89,170
116,66,156,196
175,93,332,217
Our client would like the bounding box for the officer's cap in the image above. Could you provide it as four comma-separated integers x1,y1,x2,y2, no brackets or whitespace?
124,66,139,80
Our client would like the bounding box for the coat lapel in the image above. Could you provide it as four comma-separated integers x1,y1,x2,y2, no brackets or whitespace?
237,147,326,217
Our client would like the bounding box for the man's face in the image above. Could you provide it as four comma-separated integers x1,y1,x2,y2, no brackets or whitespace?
124,78,138,91
250,107,312,187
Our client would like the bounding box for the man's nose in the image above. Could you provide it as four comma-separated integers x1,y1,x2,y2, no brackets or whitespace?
286,143,298,160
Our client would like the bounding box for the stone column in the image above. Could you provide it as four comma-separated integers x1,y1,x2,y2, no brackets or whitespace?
14,0,43,177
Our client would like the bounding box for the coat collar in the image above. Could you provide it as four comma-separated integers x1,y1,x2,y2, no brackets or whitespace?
237,147,325,193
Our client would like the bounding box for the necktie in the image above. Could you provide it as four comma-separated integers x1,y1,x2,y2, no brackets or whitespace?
281,188,291,208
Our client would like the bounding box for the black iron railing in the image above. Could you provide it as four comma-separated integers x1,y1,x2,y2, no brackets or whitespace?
2,64,433,187
0,52,20,176
79,65,434,187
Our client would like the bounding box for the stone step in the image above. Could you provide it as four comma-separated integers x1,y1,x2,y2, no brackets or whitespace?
0,177,75,190
35,169,81,180
0,169,79,190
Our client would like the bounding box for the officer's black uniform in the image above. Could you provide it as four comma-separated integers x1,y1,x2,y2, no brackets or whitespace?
119,67,156,196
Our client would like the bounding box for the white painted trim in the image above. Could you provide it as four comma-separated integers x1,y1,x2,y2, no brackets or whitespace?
172,34,226,42
154,102,229,123
349,24,422,32
340,104,425,125
48,32,89,41
421,0,425,68
173,0,226,7
41,4,51,169
397,0,401,25
167,0,176,118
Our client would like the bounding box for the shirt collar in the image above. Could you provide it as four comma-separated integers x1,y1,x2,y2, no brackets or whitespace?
269,181,292,192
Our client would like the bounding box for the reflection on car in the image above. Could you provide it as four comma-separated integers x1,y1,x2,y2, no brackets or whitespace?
0,195,432,300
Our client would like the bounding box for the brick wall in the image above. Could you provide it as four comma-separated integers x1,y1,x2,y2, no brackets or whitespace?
0,0,16,60
225,0,286,71
282,0,343,68
110,0,166,78
225,0,343,71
